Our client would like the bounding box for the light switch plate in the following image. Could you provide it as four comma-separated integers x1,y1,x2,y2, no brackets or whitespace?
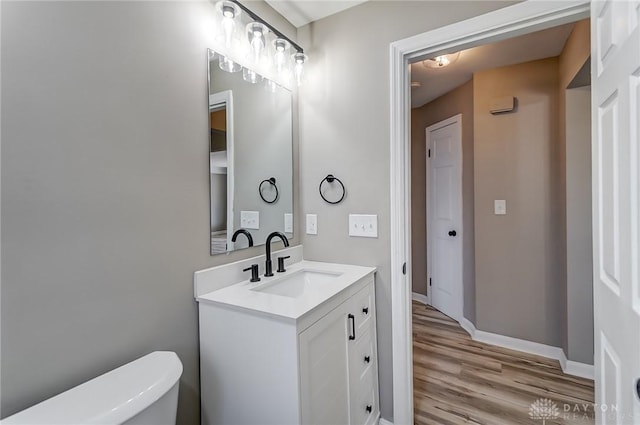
284,213,293,233
306,214,317,235
494,200,506,215
349,214,378,238
240,211,260,229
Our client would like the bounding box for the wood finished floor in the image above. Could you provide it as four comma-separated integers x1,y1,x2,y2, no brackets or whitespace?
412,302,595,425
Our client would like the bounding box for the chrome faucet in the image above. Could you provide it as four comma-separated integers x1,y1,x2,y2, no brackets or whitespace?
264,231,289,277
231,229,254,247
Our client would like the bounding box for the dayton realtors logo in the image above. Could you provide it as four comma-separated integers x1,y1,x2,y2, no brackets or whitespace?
529,398,560,424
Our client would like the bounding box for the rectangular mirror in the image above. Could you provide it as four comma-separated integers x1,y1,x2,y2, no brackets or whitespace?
208,49,294,255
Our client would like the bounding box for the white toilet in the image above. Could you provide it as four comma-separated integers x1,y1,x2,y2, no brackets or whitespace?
2,351,183,425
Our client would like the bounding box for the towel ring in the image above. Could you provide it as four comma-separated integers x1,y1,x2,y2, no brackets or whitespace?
259,177,279,204
319,174,345,204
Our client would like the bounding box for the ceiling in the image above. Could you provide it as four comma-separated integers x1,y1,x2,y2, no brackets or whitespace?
265,0,369,27
410,23,576,108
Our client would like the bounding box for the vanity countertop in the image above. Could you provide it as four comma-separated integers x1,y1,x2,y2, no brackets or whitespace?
197,260,376,321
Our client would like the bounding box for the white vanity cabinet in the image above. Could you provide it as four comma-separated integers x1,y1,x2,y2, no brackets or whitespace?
299,280,379,425
197,264,378,425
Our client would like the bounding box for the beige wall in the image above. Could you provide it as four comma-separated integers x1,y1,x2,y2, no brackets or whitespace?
474,57,563,347
1,1,297,423
411,80,476,322
297,2,514,420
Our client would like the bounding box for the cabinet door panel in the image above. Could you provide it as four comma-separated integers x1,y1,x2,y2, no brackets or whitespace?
299,303,350,425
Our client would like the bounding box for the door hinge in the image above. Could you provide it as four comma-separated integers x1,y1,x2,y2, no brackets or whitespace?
402,262,407,275
428,149,431,158
429,278,432,286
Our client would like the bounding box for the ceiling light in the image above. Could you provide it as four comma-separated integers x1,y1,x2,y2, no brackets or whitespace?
422,52,460,69
411,81,422,88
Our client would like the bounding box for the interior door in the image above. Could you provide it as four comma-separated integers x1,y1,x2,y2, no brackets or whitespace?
426,115,463,320
592,0,640,422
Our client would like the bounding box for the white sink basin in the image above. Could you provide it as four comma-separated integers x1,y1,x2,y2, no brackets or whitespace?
251,269,343,298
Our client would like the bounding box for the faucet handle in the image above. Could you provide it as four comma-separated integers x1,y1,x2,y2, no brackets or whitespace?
243,264,261,282
277,256,291,273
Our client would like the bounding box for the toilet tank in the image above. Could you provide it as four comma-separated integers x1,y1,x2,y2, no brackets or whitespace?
2,351,183,425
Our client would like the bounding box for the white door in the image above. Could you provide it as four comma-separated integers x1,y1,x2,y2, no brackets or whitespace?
426,114,463,320
592,0,640,423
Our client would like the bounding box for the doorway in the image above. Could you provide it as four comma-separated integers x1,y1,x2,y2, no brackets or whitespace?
388,2,592,422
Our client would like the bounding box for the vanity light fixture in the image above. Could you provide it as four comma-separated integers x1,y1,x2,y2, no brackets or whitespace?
214,0,307,86
422,52,460,69
216,1,241,49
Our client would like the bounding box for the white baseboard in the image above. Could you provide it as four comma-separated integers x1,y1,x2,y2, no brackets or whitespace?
458,316,475,338
559,351,594,380
457,318,593,380
412,292,429,305
379,418,393,425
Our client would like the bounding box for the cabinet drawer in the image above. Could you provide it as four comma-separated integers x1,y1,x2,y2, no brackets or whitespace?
352,282,374,332
349,366,378,425
350,327,376,381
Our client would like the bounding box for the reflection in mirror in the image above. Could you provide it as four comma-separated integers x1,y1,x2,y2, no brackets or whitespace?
209,49,294,255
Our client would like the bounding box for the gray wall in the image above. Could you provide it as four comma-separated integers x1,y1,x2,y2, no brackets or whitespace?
0,1,298,423
410,80,476,323
565,86,593,364
297,1,513,421
473,58,563,347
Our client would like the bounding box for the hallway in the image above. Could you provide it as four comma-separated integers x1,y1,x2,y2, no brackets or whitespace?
413,301,595,424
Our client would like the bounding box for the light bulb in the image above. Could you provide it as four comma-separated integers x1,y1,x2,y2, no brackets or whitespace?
222,4,235,18
422,52,460,69
215,1,240,49
292,52,307,86
273,39,290,75
435,56,450,67
246,22,269,64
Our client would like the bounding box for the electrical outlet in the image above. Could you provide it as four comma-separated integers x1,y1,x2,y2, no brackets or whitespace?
349,214,378,238
240,211,260,229
306,214,317,235
284,213,293,233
